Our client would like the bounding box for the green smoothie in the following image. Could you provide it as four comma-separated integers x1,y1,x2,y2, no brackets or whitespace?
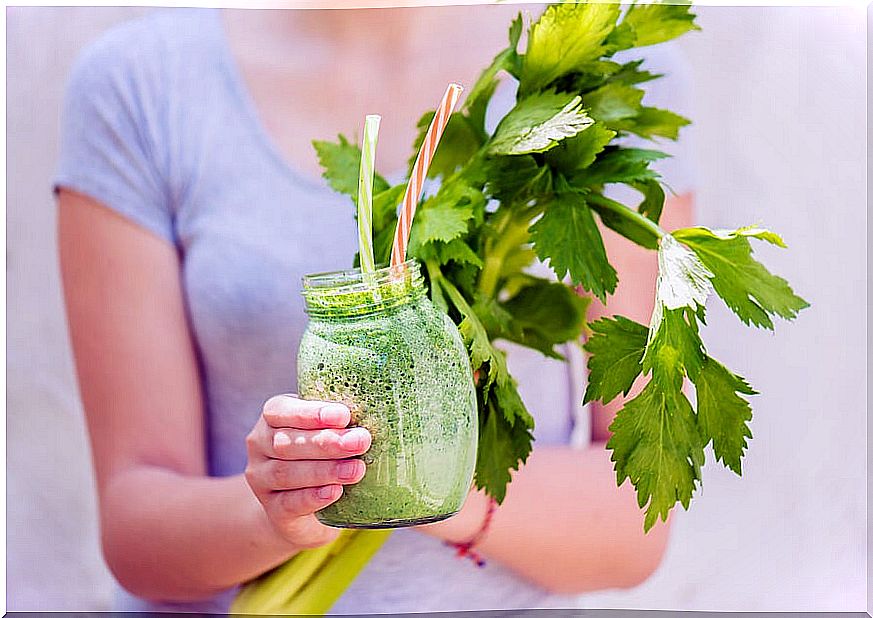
298,261,478,528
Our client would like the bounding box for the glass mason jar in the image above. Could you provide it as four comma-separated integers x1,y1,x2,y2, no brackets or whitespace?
298,259,478,528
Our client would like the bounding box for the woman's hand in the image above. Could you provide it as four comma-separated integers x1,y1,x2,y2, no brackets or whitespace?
244,394,372,549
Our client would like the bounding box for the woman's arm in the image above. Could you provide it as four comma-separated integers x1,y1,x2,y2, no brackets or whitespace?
59,188,296,600
421,193,694,594
426,446,670,594
58,190,369,602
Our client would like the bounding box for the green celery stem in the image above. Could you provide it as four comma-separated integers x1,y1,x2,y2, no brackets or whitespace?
588,194,666,241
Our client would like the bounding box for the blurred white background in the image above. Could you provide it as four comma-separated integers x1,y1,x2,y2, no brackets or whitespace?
6,5,867,612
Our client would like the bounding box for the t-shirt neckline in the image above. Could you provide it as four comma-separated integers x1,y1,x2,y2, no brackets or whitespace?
210,9,335,196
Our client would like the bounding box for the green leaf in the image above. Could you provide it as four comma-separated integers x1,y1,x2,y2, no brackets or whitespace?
672,226,809,329
490,91,594,156
408,198,474,254
459,317,493,373
608,59,663,87
474,295,520,338
415,238,484,273
508,11,523,49
622,3,700,48
614,107,690,140
493,361,535,430
693,357,756,475
408,171,487,256
607,379,703,531
584,83,645,124
607,293,712,530
709,225,788,248
583,315,648,405
409,112,481,180
475,393,534,503
440,277,495,375
530,192,617,301
545,122,617,175
372,184,405,232
436,239,484,268
604,21,637,54
634,179,666,223
365,184,406,264
464,14,521,135
578,82,687,147
520,2,621,94
643,307,706,383
501,281,591,358
567,60,619,92
575,147,667,187
313,135,389,203
450,289,538,501
485,155,552,205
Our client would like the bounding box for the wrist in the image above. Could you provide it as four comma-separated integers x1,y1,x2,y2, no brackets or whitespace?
441,490,497,568
418,486,491,544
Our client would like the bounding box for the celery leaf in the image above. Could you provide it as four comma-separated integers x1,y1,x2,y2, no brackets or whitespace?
409,112,481,180
521,2,621,94
673,226,809,328
545,122,617,174
583,316,648,404
475,392,533,503
490,91,594,155
633,179,666,223
313,135,389,203
529,191,617,301
622,3,700,48
486,155,553,204
607,378,703,531
576,147,667,187
408,199,474,254
501,280,591,358
584,83,645,124
693,357,756,475
614,107,690,140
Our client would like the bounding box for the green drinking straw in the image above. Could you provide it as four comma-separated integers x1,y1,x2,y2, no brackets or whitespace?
357,114,381,275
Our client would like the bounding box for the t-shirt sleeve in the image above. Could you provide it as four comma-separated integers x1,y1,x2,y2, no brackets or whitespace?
53,27,175,244
502,340,590,449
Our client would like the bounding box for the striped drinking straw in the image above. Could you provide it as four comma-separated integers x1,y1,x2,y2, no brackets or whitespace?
357,114,381,275
390,83,464,267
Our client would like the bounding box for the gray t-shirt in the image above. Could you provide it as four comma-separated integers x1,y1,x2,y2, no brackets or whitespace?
54,8,692,614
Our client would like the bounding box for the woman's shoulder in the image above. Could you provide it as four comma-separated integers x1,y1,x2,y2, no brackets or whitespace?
56,9,225,241
66,9,222,100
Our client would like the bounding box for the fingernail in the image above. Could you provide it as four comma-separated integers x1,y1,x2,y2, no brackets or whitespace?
317,485,339,500
320,403,349,426
339,428,370,452
337,460,363,481
273,432,291,449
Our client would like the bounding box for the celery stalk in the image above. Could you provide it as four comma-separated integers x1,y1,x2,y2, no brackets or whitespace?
230,530,392,615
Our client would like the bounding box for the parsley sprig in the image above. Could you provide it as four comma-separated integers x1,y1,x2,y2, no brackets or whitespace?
313,2,808,528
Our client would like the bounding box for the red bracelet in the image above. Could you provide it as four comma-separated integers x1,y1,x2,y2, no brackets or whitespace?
444,497,497,567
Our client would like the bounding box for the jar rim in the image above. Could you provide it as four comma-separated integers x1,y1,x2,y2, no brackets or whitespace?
301,259,424,318
302,258,420,293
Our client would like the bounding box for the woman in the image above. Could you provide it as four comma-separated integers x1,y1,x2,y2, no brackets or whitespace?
55,6,691,613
